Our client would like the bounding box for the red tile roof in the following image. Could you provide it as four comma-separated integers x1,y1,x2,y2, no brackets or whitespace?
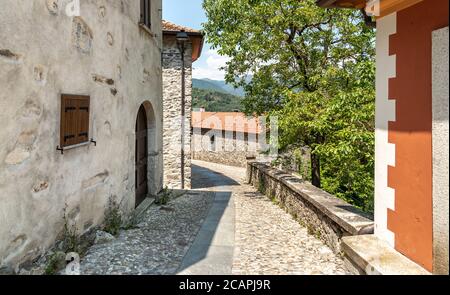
192,112,264,134
162,20,201,34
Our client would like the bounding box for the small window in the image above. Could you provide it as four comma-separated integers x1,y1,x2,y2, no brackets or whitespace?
140,0,152,29
60,94,90,148
210,135,216,152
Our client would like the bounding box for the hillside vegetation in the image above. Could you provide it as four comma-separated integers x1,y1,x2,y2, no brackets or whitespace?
192,88,242,112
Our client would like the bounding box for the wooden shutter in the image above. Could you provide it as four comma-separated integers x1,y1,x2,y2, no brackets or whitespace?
60,94,90,148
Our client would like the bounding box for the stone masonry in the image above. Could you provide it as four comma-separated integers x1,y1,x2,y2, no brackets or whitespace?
162,21,203,189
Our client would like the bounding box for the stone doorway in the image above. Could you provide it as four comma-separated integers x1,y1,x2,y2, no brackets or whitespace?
135,105,148,208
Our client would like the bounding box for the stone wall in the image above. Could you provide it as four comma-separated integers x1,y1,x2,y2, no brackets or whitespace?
192,130,259,168
192,151,249,168
162,35,192,189
0,0,163,270
247,161,374,254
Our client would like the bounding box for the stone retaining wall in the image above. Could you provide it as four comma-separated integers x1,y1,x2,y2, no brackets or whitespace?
192,151,249,168
247,161,374,254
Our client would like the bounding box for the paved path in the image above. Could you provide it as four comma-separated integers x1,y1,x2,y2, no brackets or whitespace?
78,160,348,275
177,163,238,275
189,160,349,275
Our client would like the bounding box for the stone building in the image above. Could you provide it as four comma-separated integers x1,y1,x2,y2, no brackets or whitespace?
317,0,449,274
0,0,163,270
191,112,264,168
162,21,204,189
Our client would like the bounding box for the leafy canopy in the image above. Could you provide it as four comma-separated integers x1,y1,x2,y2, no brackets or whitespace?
203,0,376,212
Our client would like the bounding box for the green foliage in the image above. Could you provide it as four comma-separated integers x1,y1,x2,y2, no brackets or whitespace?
103,199,122,236
293,148,311,182
44,253,64,275
155,186,171,205
203,0,376,212
275,62,375,212
192,88,242,112
61,206,80,253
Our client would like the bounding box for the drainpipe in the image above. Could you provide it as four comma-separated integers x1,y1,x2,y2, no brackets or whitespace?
177,30,189,189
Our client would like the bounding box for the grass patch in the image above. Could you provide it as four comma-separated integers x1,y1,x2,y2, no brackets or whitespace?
103,198,122,236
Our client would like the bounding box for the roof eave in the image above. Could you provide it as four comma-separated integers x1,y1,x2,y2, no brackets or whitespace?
162,31,205,62
162,30,204,37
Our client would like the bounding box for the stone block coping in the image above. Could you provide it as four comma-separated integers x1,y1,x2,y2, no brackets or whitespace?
248,161,374,236
341,235,431,275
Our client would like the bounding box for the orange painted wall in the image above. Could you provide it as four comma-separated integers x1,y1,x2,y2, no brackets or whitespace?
387,0,449,271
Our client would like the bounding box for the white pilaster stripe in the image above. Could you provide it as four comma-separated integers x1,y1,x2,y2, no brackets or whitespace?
374,12,397,248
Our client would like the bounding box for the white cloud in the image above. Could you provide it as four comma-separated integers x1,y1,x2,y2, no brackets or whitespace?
193,49,230,80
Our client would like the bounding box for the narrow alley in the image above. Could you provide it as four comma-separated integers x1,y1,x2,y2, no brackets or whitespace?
79,160,348,275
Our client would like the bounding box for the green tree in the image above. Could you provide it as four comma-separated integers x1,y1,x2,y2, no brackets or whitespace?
203,0,376,212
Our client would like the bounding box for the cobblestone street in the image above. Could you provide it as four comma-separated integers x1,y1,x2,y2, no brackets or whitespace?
80,191,214,275
79,160,348,275
192,161,349,275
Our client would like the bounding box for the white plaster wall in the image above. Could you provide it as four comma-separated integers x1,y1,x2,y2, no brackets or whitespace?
432,26,449,275
0,0,163,269
374,13,397,247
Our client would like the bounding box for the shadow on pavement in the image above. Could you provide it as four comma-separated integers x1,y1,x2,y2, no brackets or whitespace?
177,163,236,275
191,164,239,189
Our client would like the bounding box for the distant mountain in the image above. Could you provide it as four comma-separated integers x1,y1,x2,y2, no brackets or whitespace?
192,78,245,97
192,79,226,94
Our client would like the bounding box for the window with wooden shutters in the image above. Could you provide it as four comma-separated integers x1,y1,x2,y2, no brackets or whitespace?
140,0,152,29
60,94,90,148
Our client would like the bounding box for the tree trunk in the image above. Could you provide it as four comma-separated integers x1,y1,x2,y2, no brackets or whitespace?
311,152,321,188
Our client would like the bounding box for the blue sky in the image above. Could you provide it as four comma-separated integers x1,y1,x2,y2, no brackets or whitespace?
163,0,229,80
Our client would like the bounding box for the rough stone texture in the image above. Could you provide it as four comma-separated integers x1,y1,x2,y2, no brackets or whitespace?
0,0,163,270
94,231,115,245
233,184,349,275
192,131,259,168
247,161,374,254
341,235,430,275
432,26,449,275
192,151,250,168
79,191,214,275
162,35,192,189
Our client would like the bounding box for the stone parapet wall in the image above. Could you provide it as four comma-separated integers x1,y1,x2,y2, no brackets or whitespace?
246,161,374,254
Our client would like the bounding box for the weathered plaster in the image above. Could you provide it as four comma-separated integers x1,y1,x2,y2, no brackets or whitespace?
432,26,449,275
0,0,163,270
